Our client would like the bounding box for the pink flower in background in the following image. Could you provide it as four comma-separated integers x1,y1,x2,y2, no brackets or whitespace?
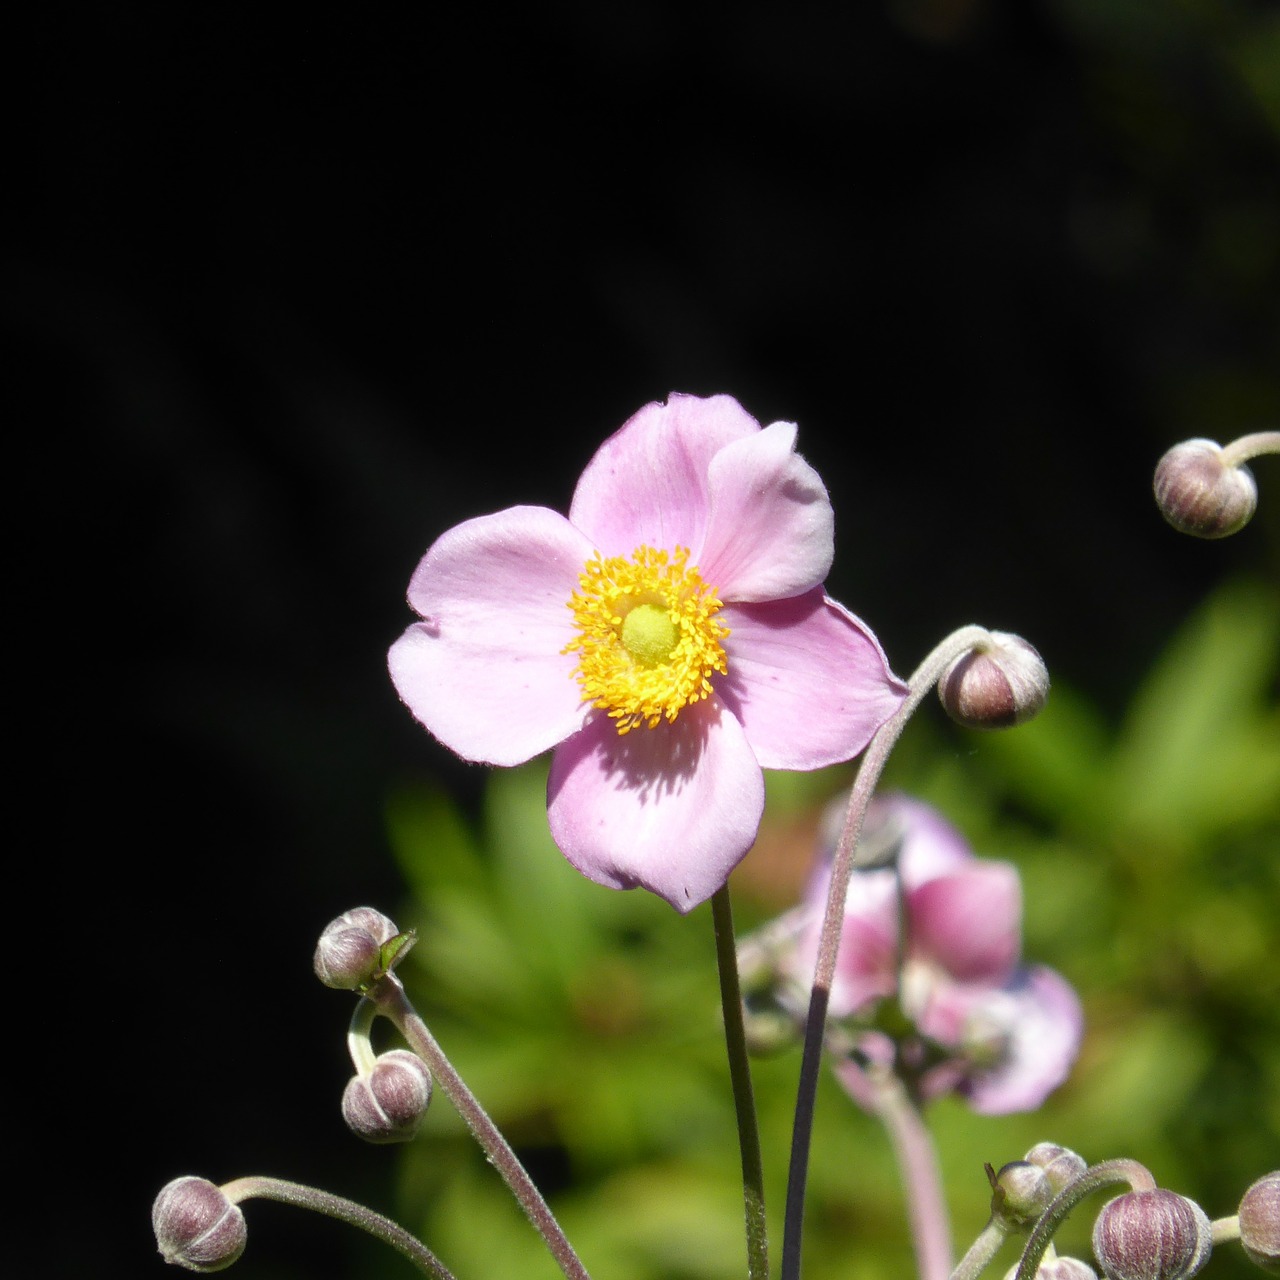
788,793,1082,1113
389,393,906,911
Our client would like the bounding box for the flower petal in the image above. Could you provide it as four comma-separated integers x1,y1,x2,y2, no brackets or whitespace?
959,966,1083,1114
715,591,908,770
568,393,761,556
388,506,593,766
909,861,1022,982
789,860,901,1019
888,795,976,888
545,699,766,912
698,422,835,601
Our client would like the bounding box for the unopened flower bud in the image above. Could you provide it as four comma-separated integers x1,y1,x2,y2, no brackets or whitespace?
1153,439,1257,539
153,1176,247,1272
342,1049,433,1143
938,633,1049,729
1092,1190,1213,1280
992,1159,1055,1229
1005,1258,1099,1280
314,907,400,989
1025,1143,1089,1195
1239,1172,1280,1271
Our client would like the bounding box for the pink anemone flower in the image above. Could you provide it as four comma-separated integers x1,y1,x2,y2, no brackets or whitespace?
389,393,907,911
790,793,1082,1113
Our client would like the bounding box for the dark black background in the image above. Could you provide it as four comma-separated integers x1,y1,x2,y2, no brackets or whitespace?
14,2,1278,1276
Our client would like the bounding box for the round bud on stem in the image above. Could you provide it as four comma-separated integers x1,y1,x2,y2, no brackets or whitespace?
1239,1172,1280,1271
153,1176,247,1272
992,1160,1056,1230
1092,1190,1213,1280
342,1049,433,1143
1153,439,1258,539
314,907,400,990
1025,1143,1089,1195
938,632,1049,729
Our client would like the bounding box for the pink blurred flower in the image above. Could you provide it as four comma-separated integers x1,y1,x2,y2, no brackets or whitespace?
789,793,1082,1113
389,394,906,911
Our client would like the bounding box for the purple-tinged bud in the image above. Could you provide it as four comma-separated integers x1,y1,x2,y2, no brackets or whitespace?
992,1160,1056,1230
1153,439,1257,539
1005,1257,1098,1280
314,907,400,990
1239,1172,1280,1271
938,633,1049,730
1025,1143,1089,1195
153,1176,247,1272
1092,1190,1213,1280
342,1049,433,1143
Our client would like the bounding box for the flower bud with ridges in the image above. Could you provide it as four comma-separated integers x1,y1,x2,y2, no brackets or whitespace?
342,1049,433,1144
1092,1190,1213,1280
1239,1172,1280,1272
153,1176,247,1272
1153,439,1258,539
938,632,1049,729
314,907,400,990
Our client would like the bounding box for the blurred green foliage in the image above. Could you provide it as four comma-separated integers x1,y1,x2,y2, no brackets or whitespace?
379,575,1278,1280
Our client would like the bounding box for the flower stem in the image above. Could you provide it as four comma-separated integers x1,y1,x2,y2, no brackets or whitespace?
368,973,592,1280
712,884,770,1280
780,625,995,1280
950,1220,1010,1280
1220,430,1280,468
219,1175,455,1278
871,1072,953,1280
1211,1215,1241,1246
1013,1159,1157,1280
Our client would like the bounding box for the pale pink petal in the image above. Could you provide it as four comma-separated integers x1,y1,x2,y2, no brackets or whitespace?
545,699,765,912
960,966,1083,1114
788,861,901,1018
832,1032,896,1111
715,591,908,770
889,795,976,888
909,862,1022,982
388,506,593,766
568,394,761,556
698,422,835,601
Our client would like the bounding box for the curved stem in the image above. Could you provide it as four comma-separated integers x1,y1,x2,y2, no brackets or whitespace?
712,884,770,1280
780,625,994,1280
1014,1159,1157,1280
220,1175,455,1278
871,1073,952,1280
348,997,379,1074
1220,430,1280,467
368,974,592,1280
950,1220,1010,1280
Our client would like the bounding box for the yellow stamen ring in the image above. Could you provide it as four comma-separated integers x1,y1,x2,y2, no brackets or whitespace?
564,545,729,734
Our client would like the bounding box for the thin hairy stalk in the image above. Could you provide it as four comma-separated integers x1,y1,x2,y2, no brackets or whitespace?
220,1175,455,1278
780,625,994,1280
950,1220,1010,1280
368,973,592,1280
871,1072,952,1280
1220,430,1280,467
1211,1215,1241,1246
712,884,770,1280
1014,1160,1157,1280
